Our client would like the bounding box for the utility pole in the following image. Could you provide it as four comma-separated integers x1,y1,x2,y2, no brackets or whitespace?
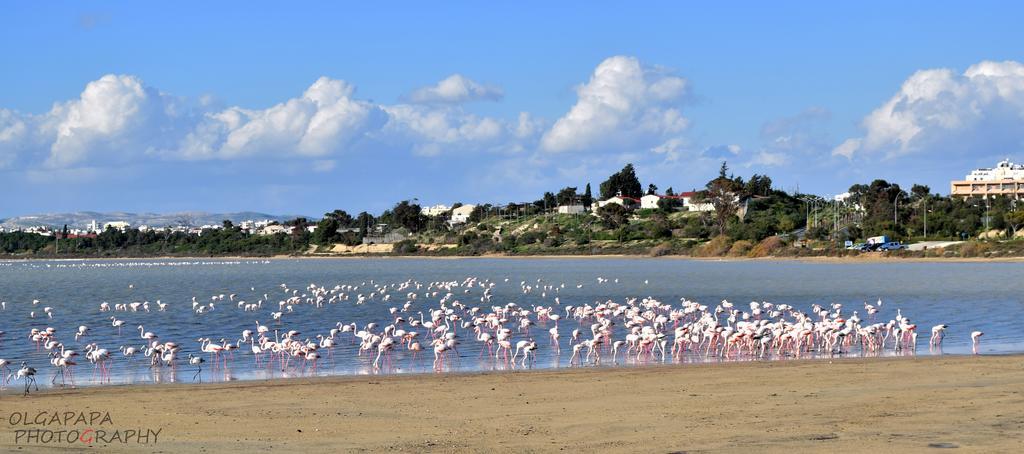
834,200,838,237
985,198,990,233
923,196,928,238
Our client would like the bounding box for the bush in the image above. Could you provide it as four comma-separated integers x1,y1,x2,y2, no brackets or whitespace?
517,231,543,246
959,241,992,258
694,235,732,257
391,239,419,254
499,235,517,251
458,231,479,246
649,242,674,257
727,240,753,257
748,236,785,258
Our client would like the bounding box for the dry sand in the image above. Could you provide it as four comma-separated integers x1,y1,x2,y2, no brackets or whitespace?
1,355,1022,452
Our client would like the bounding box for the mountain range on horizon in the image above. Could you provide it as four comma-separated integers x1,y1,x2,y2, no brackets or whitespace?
0,211,303,230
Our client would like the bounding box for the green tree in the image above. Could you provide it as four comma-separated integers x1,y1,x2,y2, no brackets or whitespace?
556,187,578,206
1007,210,1024,238
391,200,427,233
599,163,643,199
324,209,354,227
314,216,341,245
543,191,557,210
597,203,629,229
700,161,742,235
744,174,772,197
911,184,931,201
356,212,374,237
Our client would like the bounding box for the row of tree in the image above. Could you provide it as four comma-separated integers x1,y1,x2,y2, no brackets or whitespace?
5,161,1024,257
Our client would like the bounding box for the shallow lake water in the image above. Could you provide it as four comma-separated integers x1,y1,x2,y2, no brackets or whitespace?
0,258,1020,389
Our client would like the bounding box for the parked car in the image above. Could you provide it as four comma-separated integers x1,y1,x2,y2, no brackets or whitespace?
878,241,904,251
847,242,866,250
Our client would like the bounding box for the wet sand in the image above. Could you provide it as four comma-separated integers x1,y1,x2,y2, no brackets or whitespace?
1,355,1022,452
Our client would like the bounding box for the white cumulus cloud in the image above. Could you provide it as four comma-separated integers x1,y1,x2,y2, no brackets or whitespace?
182,77,387,160
406,74,503,104
540,56,690,153
34,75,190,168
834,60,1024,159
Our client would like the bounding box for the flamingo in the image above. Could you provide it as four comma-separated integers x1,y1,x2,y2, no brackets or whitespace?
188,354,205,382
138,325,157,341
110,317,125,334
929,324,948,349
0,358,11,389
10,362,38,396
373,337,395,368
120,345,139,361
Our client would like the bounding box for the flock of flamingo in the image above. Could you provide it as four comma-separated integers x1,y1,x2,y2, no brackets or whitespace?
0,275,986,396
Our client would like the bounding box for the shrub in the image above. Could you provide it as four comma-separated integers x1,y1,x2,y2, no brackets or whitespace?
517,231,543,246
748,236,785,257
727,240,753,257
391,239,419,254
959,241,992,258
694,235,732,257
649,242,674,257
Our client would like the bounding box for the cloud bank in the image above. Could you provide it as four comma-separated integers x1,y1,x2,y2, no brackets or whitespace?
406,74,504,104
540,56,690,153
834,60,1024,160
0,56,706,176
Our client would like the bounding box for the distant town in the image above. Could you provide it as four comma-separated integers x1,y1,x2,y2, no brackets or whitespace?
2,159,1023,259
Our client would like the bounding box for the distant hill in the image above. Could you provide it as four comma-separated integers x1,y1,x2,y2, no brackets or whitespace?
0,211,302,230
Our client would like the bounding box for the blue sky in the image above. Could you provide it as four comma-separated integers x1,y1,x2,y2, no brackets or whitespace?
2,2,1023,218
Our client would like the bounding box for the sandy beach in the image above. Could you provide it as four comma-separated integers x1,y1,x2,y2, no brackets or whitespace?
1,355,1021,452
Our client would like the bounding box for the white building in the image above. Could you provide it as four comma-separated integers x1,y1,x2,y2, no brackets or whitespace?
678,192,714,212
964,159,1024,181
833,192,852,203
557,204,586,214
635,193,715,212
952,159,1024,198
421,204,451,217
103,221,131,231
258,224,292,235
592,196,640,211
640,194,662,210
449,204,477,224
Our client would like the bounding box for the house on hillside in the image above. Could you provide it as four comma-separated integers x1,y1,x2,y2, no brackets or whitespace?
421,204,451,217
634,192,715,212
679,192,715,212
258,224,293,235
103,221,131,231
557,204,586,214
640,194,662,209
449,204,477,225
592,194,641,211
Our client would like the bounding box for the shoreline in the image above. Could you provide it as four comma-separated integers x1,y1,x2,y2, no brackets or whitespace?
2,354,1021,452
3,253,1024,264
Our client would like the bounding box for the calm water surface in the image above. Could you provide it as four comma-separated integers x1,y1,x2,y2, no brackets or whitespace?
0,258,1020,389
